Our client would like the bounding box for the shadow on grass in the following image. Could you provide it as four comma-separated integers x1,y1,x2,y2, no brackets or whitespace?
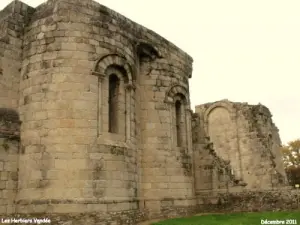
152,211,300,225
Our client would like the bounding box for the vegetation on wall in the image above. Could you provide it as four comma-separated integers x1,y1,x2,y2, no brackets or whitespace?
280,139,300,186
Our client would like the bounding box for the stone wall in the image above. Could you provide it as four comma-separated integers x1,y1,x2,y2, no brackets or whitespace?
195,100,287,190
0,1,34,109
192,112,246,194
14,0,194,218
0,108,20,214
197,187,300,213
0,0,295,224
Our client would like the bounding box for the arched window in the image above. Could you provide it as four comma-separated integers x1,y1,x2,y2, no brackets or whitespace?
108,74,120,133
175,100,182,147
165,85,191,150
93,54,135,142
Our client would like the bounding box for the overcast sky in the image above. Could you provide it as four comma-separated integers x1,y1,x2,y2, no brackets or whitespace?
1,0,299,144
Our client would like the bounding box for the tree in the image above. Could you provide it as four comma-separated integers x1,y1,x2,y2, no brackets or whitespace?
280,139,300,186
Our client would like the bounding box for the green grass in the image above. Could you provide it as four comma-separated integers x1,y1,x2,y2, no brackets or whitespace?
152,211,300,225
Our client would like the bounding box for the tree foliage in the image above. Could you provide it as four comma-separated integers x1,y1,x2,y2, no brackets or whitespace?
280,139,300,186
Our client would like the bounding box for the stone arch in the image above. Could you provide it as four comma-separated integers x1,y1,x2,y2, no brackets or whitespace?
166,85,191,149
92,53,136,141
206,106,232,161
94,53,134,84
165,84,190,106
136,41,162,59
105,65,128,83
204,101,234,125
203,101,242,181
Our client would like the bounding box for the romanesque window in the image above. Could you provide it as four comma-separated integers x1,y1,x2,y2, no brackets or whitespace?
165,85,190,149
92,53,135,142
108,74,120,133
175,100,182,147
174,94,187,148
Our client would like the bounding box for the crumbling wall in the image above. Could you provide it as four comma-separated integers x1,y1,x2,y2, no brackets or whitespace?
0,108,20,214
192,113,245,196
195,100,287,190
238,103,287,188
197,187,299,213
195,101,244,182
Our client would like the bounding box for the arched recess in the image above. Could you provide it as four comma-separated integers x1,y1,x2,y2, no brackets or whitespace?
165,84,192,151
203,101,234,134
91,53,136,142
204,101,243,180
136,41,161,61
206,106,232,160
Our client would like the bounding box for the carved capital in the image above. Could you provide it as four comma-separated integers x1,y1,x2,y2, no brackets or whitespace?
164,97,173,104
90,70,105,80
125,83,136,90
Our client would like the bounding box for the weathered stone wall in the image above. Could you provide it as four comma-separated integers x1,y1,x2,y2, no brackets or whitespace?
195,100,287,190
237,102,287,188
0,0,294,224
0,1,34,109
138,49,195,215
0,108,20,214
17,0,139,214
195,100,243,182
13,0,194,219
197,187,300,213
1,189,299,224
192,112,246,194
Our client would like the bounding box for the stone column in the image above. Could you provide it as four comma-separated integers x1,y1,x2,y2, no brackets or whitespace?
91,71,105,136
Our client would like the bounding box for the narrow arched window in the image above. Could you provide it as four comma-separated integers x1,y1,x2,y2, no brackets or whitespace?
108,74,120,133
175,100,182,147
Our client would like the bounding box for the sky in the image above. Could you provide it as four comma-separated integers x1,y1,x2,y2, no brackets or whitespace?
1,0,299,145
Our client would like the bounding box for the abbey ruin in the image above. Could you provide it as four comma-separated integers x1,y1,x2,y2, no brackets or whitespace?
0,0,298,224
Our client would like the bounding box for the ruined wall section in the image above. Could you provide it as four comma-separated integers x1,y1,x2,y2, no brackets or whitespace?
238,103,287,189
195,100,244,183
0,108,20,214
0,1,34,109
192,113,245,196
195,100,287,190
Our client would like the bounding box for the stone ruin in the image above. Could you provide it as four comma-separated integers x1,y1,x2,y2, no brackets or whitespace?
0,0,297,224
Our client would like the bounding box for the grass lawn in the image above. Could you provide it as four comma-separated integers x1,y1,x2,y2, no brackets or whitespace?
152,211,300,225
